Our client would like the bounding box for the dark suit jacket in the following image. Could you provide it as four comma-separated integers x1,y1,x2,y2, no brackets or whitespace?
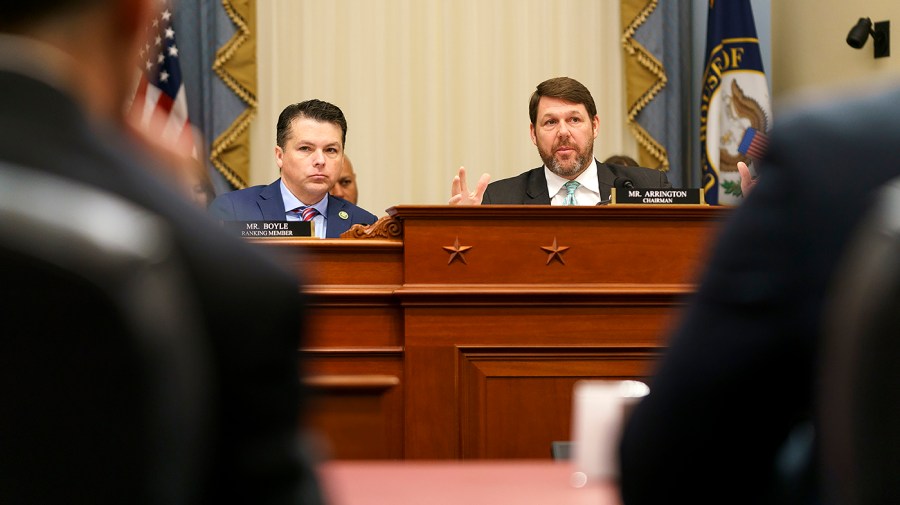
481,160,671,204
619,86,900,504
0,69,320,504
209,179,377,238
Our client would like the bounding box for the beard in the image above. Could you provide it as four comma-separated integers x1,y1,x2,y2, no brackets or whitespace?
538,137,594,178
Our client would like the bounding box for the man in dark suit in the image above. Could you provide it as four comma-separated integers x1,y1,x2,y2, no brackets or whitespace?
449,77,670,205
210,101,377,237
0,1,321,503
618,85,900,504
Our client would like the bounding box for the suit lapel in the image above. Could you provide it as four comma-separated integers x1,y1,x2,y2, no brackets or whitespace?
524,167,551,204
258,179,287,220
325,195,352,238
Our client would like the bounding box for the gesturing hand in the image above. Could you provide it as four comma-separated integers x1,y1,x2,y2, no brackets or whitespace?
737,161,758,198
449,166,490,205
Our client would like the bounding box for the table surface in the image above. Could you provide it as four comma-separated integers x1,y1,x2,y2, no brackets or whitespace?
318,460,622,505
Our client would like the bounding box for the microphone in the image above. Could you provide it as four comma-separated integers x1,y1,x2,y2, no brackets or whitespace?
597,177,637,205
614,177,635,190
598,177,636,205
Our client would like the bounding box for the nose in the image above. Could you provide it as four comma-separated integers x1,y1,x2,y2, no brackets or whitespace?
311,149,326,166
557,121,570,138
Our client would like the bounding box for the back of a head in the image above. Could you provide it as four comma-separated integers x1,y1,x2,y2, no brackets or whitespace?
0,0,107,31
604,155,640,167
1,0,158,123
821,177,900,505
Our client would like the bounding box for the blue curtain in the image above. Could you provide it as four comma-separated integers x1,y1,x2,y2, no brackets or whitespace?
631,0,692,189
173,0,246,196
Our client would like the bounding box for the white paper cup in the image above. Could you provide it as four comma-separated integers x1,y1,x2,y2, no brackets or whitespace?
570,380,649,483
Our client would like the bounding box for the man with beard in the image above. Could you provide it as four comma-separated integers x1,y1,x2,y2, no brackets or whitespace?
449,77,671,205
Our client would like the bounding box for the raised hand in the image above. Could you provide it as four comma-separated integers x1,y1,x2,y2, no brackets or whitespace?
737,161,757,198
449,166,490,205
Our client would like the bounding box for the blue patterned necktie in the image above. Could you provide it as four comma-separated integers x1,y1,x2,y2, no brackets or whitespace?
563,181,580,206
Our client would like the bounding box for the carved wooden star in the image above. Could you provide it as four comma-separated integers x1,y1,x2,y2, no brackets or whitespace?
443,236,473,265
541,237,569,265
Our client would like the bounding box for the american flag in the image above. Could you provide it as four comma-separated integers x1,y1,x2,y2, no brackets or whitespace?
738,128,769,160
128,2,195,155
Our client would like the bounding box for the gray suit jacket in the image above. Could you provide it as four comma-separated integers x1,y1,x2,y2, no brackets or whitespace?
481,160,672,204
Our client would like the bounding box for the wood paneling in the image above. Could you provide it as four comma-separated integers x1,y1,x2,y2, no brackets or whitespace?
458,347,656,458
303,349,404,459
391,205,721,286
261,205,727,460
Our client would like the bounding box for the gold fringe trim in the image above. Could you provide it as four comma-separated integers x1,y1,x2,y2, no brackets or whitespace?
621,0,670,170
212,0,256,107
211,0,257,188
210,108,256,189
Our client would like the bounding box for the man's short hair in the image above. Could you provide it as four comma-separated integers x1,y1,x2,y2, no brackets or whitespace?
528,77,598,127
0,0,108,31
276,100,348,149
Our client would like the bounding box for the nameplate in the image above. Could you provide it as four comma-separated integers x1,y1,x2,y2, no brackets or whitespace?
612,188,705,205
223,221,312,238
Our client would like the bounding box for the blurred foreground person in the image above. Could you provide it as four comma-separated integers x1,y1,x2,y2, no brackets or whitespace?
619,84,900,504
0,1,321,503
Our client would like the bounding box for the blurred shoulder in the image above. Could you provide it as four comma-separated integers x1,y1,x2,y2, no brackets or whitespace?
773,84,900,146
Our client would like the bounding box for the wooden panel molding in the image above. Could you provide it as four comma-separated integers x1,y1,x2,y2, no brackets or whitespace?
458,346,658,459
304,350,404,460
256,206,727,460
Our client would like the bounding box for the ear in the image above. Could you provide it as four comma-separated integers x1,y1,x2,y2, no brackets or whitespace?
529,123,537,146
591,115,600,139
275,145,284,170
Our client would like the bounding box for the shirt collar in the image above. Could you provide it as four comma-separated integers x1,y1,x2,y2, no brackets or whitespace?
280,179,329,217
544,158,600,196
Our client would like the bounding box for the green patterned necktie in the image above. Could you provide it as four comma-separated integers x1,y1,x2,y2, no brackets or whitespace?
563,180,580,206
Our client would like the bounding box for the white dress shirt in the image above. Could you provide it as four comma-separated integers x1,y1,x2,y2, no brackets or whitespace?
280,180,328,238
545,159,602,205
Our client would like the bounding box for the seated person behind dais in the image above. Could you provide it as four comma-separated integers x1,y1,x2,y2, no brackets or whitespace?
603,154,639,167
450,77,671,205
210,100,376,237
330,154,358,205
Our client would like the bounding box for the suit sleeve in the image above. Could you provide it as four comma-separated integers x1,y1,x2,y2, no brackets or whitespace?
481,183,494,204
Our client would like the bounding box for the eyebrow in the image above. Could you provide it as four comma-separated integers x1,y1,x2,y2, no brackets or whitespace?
296,140,342,149
541,109,585,120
